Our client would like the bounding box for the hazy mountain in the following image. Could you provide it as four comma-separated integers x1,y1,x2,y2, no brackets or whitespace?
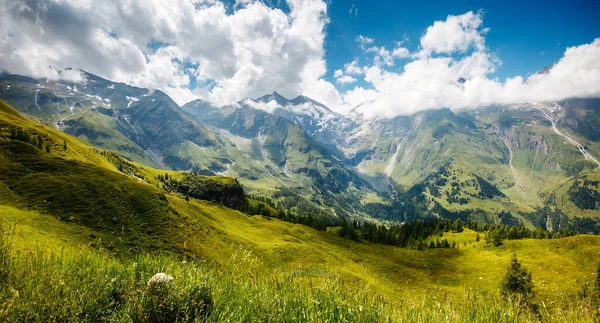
2,70,600,228
0,71,396,220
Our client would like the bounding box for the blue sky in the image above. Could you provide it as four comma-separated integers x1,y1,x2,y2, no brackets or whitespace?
324,0,600,86
2,0,599,116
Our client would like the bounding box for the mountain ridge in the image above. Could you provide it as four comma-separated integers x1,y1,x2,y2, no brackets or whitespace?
3,69,600,229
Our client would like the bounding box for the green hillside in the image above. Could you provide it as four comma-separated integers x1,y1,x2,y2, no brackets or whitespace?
1,74,395,222
182,100,392,221
342,105,600,228
1,99,600,321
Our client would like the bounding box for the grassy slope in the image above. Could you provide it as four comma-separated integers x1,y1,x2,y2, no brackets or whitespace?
1,99,600,321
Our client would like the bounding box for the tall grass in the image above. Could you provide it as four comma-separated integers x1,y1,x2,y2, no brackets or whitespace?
0,231,599,322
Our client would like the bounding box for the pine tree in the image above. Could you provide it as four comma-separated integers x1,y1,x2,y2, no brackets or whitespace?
63,140,67,150
492,230,503,246
500,254,534,303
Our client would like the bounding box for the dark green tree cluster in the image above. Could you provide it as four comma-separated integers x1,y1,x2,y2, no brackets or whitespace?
428,237,455,249
361,201,407,221
483,224,574,246
8,127,52,152
569,180,600,210
570,217,600,234
161,174,248,211
337,218,463,249
107,154,145,180
248,195,277,209
474,175,506,199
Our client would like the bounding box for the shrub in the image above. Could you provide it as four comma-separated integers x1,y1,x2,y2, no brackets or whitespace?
500,254,534,304
132,280,212,323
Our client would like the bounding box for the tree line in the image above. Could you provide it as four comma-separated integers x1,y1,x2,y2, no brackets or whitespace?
7,126,67,153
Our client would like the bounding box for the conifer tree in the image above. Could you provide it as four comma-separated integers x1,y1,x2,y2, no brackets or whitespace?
500,254,534,303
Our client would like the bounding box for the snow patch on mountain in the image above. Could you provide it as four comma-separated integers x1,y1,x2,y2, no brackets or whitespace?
126,96,139,108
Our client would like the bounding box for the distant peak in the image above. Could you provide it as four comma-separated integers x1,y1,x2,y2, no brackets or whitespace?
270,91,289,101
290,95,334,113
256,91,290,105
291,94,309,102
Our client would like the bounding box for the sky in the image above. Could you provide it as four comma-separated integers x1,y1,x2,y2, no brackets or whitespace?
1,0,599,118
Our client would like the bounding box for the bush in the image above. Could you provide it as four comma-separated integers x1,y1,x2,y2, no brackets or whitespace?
133,283,212,323
500,254,534,303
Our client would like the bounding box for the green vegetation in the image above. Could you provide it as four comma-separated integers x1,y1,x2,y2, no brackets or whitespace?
160,173,247,210
500,254,535,304
2,99,600,321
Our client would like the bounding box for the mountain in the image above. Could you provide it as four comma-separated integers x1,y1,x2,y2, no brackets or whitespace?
336,101,600,229
2,70,600,229
200,88,600,228
1,98,599,322
0,71,396,220
242,91,359,157
181,99,396,219
0,71,228,171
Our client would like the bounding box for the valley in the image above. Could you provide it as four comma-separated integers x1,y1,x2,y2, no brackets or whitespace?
1,1,599,321
3,71,600,229
1,71,600,321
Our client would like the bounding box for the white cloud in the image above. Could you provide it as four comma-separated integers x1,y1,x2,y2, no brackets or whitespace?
355,35,374,49
419,10,486,56
344,59,363,75
336,11,600,119
392,46,409,58
336,75,357,84
349,3,358,19
2,3,598,119
333,59,362,85
0,0,337,107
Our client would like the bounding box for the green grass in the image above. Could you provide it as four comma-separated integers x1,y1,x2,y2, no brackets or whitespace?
2,98,600,321
1,226,600,322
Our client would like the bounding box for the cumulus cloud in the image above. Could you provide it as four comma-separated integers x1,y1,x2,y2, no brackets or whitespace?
0,0,336,107
344,59,364,75
419,10,487,56
2,4,598,117
336,75,357,84
333,59,363,84
339,11,600,119
355,35,374,49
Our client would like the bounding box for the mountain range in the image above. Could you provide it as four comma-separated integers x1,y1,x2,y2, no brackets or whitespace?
2,69,600,230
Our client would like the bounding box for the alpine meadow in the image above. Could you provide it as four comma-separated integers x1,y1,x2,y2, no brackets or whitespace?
1,0,600,322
